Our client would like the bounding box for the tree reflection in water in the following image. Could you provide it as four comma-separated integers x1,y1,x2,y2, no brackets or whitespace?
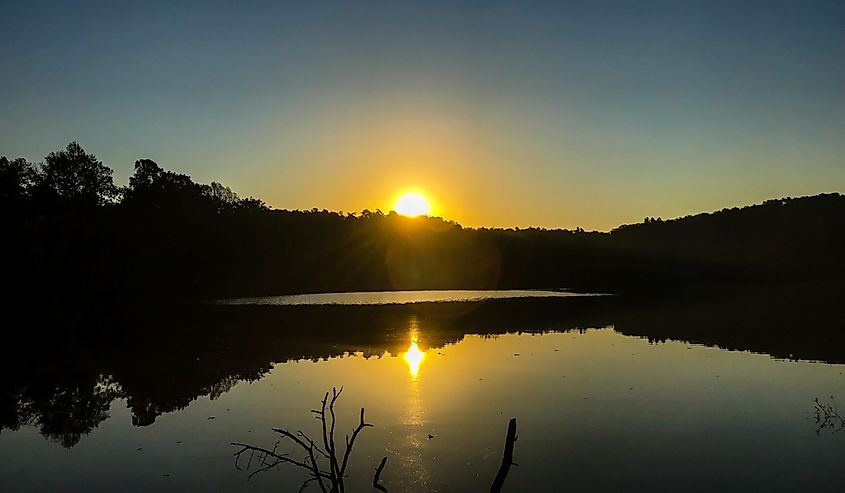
1,283,843,448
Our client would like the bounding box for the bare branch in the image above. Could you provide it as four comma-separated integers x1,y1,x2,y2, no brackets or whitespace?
272,428,315,455
317,391,337,487
490,418,518,493
298,477,317,493
232,442,326,480
373,456,388,492
339,407,374,478
232,389,376,493
329,388,341,487
297,431,330,459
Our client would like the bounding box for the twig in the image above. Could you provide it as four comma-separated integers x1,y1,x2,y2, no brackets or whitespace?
232,387,375,493
231,442,331,483
329,388,342,490
339,407,374,480
373,456,388,492
490,418,518,493
814,396,845,434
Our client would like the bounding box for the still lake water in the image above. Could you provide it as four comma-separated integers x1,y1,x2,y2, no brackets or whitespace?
2,289,844,492
217,289,596,305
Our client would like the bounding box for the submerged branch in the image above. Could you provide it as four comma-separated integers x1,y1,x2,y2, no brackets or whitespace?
232,388,523,492
339,407,374,480
231,441,330,483
232,387,378,493
373,456,388,492
490,417,518,493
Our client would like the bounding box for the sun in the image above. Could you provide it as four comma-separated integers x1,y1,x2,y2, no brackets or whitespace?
392,192,432,217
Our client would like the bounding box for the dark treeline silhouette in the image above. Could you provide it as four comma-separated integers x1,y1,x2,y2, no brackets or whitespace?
2,142,844,304
2,284,843,448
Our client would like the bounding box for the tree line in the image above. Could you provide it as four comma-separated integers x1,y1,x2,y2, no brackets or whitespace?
2,142,844,305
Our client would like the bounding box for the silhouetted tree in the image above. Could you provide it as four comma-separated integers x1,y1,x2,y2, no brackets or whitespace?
1,142,844,302
127,158,164,190
204,181,239,210
236,196,268,212
124,158,206,213
0,156,37,203
37,142,118,206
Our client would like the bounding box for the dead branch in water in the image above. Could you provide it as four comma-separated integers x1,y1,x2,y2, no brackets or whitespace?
232,389,523,492
490,417,518,493
372,456,388,492
231,387,379,493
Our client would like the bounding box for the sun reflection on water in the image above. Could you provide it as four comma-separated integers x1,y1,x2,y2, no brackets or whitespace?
398,317,431,488
402,316,427,379
403,338,426,379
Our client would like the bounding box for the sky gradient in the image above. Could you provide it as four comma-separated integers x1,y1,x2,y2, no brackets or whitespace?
1,0,843,230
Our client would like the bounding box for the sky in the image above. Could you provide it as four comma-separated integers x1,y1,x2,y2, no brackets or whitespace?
1,0,843,230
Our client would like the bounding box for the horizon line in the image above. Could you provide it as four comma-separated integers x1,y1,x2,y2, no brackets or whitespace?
270,191,843,234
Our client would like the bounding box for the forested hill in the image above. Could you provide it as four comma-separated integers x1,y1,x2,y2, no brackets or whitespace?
1,142,843,303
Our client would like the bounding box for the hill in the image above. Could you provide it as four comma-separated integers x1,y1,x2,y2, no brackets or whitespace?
2,143,843,302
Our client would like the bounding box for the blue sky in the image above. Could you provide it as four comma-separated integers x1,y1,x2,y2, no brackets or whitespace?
1,0,843,229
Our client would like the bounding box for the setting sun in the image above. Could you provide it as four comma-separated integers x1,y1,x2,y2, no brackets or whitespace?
392,192,432,217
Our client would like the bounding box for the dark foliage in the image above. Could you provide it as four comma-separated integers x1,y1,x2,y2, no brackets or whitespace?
1,142,844,305
37,142,119,206
1,284,842,447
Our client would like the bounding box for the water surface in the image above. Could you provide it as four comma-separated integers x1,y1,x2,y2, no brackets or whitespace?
218,289,597,306
2,288,844,492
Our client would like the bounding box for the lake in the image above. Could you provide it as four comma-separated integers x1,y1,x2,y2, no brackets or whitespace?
217,289,600,306
1,287,844,492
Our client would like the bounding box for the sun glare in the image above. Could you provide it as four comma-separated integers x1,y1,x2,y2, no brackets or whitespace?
393,192,432,217
403,338,426,379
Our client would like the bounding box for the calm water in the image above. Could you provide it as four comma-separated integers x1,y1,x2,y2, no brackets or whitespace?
2,289,844,492
218,289,598,305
